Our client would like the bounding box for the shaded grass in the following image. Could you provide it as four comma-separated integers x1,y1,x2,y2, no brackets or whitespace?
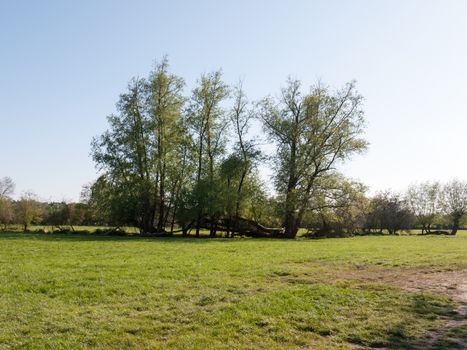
433,324,467,349
1,233,466,349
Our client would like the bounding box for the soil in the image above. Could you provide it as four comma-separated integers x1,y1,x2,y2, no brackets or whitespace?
285,265,467,349
336,267,467,349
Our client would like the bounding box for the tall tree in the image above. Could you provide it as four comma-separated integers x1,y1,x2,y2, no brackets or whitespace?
148,57,185,232
91,58,186,233
92,77,155,232
187,71,229,236
261,79,367,237
222,82,261,236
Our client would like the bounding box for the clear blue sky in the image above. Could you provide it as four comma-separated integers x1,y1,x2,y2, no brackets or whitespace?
2,0,467,201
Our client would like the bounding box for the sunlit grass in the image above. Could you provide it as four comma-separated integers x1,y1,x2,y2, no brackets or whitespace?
1,233,466,349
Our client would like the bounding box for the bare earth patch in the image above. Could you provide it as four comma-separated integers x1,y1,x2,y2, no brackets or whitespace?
335,267,467,303
327,267,467,349
279,265,467,349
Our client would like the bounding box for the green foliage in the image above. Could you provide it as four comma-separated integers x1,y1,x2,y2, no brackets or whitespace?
261,79,367,237
304,175,369,235
0,197,14,229
366,192,413,234
91,58,187,233
15,192,42,231
405,181,442,233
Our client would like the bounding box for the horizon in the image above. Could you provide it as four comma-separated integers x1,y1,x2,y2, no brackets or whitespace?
2,0,467,201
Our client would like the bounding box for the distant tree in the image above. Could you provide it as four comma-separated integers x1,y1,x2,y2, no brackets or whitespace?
0,177,15,230
79,183,102,225
15,192,42,231
405,181,441,233
43,202,85,231
441,179,467,235
0,177,15,198
44,202,68,229
0,198,14,230
261,79,367,238
366,192,412,234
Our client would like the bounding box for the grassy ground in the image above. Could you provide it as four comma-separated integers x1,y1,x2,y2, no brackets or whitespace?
0,233,466,349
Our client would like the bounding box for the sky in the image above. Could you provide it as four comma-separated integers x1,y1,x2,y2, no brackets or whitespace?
1,0,467,201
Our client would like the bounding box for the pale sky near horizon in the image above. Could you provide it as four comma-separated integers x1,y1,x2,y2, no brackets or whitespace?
1,0,467,201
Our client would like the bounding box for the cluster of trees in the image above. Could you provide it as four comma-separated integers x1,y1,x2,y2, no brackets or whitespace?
404,180,467,235
2,174,467,236
88,58,367,238
310,180,467,236
3,59,466,238
0,177,98,231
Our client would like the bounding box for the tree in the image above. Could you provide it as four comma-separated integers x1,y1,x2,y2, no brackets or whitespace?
0,198,14,230
91,58,186,233
43,202,84,231
148,58,186,232
87,175,142,229
0,177,15,229
92,77,154,232
307,175,368,236
187,71,229,236
261,79,367,238
0,177,15,198
16,191,42,231
405,181,441,233
222,82,261,236
365,192,412,235
441,179,467,235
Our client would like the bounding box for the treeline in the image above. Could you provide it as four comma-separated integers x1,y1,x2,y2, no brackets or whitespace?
1,176,466,236
0,180,98,231
321,180,467,236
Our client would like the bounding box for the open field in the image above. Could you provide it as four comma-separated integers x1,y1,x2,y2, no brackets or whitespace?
1,233,466,349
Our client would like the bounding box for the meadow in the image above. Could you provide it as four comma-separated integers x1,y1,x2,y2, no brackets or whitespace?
1,232,466,349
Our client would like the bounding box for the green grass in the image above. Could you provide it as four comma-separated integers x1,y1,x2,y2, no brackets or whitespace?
1,233,466,349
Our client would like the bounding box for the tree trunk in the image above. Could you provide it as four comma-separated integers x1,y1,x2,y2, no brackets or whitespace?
284,212,298,238
451,222,459,235
283,128,298,238
157,174,165,233
195,128,204,236
451,213,461,235
209,222,217,237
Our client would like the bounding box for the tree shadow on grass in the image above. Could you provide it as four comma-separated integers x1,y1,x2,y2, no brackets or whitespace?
376,294,464,350
0,231,270,244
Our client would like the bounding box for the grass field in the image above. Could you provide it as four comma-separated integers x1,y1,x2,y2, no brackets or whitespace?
1,233,466,349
